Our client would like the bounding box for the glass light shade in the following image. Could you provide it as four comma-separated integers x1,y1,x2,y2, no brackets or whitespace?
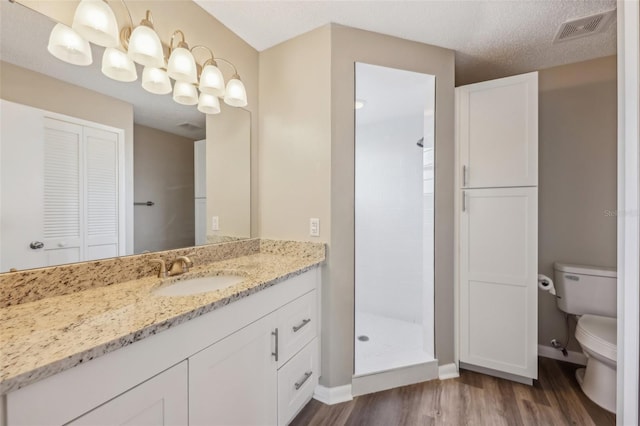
142,67,172,94
47,23,92,66
167,47,198,83
197,93,221,115
127,25,165,68
72,0,119,48
199,64,225,96
223,77,248,107
101,47,137,82
173,81,198,105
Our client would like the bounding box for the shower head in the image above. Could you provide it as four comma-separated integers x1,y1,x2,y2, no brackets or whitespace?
417,137,424,148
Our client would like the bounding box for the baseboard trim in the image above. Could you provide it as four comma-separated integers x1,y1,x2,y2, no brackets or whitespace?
438,363,460,380
313,384,353,405
538,344,587,366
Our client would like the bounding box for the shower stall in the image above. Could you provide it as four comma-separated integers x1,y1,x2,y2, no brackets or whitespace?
354,63,436,378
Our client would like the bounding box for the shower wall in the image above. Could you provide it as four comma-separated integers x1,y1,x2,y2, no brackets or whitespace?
355,113,427,324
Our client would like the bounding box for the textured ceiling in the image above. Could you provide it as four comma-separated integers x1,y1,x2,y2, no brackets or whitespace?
196,0,617,85
0,2,206,139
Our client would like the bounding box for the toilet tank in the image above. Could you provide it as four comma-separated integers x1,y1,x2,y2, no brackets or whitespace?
554,263,617,317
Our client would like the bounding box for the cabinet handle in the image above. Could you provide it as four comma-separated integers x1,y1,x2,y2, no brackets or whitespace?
462,165,467,187
462,191,467,212
271,328,279,362
29,241,44,250
294,371,313,390
292,318,311,333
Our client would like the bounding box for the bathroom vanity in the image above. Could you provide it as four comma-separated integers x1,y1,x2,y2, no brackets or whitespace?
0,240,323,426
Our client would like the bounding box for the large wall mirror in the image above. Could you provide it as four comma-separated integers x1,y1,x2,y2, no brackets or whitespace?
0,1,251,273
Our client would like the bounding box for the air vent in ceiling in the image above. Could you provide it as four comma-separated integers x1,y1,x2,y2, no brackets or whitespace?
553,9,616,44
177,122,203,132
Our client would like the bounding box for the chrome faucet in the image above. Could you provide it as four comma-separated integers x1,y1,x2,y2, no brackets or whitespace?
169,256,194,276
149,259,168,278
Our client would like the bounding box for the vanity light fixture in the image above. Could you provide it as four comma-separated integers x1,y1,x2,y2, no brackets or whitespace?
72,0,119,48
142,67,172,95
126,10,165,68
167,30,198,83
47,23,93,66
102,47,137,82
173,81,199,106
43,0,248,113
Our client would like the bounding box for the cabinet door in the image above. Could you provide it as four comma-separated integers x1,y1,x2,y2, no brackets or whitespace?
68,361,188,426
459,187,537,380
458,72,538,188
189,313,278,426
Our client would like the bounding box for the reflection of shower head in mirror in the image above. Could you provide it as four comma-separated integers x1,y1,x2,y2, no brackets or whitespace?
417,137,424,148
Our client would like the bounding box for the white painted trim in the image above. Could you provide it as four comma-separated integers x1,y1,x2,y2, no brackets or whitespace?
351,360,439,396
312,384,353,406
617,2,640,425
537,344,587,366
438,363,460,380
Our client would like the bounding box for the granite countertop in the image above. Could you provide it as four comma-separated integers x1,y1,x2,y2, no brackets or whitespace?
0,248,324,394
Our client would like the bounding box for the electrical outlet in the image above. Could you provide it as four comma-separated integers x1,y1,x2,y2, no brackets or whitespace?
211,216,219,231
309,218,320,237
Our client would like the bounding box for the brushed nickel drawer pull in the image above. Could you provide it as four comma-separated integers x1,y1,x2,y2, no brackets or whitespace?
292,318,311,333
271,328,279,362
294,371,313,390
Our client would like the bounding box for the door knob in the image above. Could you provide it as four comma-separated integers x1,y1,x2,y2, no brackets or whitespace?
29,241,44,250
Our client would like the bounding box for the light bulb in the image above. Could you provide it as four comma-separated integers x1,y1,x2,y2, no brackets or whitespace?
167,47,197,83
72,0,119,47
102,47,137,82
127,24,165,68
223,75,247,107
142,67,172,94
47,23,92,66
197,93,221,114
199,63,225,96
173,81,198,105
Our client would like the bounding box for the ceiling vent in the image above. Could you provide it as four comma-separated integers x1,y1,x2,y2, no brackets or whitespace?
553,10,616,43
177,122,203,132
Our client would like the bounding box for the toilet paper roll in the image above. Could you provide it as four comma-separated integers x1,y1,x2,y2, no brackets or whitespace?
538,274,557,296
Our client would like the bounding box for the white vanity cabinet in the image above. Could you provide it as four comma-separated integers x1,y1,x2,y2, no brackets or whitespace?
68,362,188,426
189,313,279,425
4,268,320,426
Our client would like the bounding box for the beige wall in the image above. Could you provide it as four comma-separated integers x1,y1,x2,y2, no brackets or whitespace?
18,0,260,237
259,24,455,388
538,56,617,350
0,61,135,252
133,124,195,253
258,26,332,242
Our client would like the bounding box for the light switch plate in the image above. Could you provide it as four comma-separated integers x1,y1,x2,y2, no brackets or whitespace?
310,218,320,237
211,216,219,231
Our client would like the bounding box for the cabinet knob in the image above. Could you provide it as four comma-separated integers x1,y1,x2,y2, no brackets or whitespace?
29,241,44,250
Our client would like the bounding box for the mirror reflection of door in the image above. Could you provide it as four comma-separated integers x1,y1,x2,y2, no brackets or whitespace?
0,100,124,272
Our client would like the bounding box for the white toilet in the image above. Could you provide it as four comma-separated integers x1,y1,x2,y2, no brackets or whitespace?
554,263,617,413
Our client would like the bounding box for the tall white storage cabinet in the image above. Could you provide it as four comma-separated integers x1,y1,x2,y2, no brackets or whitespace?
457,72,538,383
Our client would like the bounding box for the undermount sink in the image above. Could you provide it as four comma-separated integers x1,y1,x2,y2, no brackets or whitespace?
152,274,246,297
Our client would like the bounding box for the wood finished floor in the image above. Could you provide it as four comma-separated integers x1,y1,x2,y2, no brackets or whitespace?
291,358,616,426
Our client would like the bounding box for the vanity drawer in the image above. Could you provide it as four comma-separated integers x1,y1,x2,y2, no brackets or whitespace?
277,338,318,426
277,290,317,367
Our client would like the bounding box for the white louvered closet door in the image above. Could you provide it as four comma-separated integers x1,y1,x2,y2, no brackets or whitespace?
84,127,121,260
43,118,84,266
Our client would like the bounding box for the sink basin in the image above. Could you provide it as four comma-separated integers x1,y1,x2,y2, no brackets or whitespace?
152,275,245,297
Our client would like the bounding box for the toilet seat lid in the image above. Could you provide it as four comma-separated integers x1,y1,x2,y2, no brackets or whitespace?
576,314,617,361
